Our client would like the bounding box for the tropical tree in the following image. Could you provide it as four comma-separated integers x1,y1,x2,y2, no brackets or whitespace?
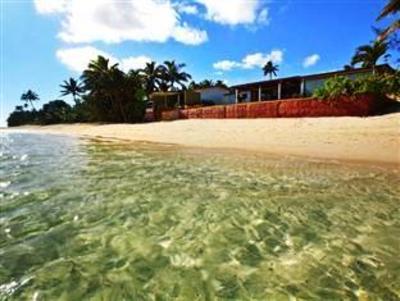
188,81,199,90
21,90,39,110
351,40,388,72
39,100,73,125
81,56,128,122
140,61,161,97
159,60,192,91
377,0,400,41
215,80,228,88
81,55,146,123
262,61,279,79
199,79,214,88
188,79,228,90
60,78,85,104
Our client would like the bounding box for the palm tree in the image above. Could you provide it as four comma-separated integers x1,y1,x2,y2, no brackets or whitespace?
140,61,162,97
199,79,214,88
215,80,228,88
263,61,279,80
377,0,400,41
351,41,388,72
21,90,39,110
160,60,192,91
81,55,128,122
60,78,85,104
188,80,199,90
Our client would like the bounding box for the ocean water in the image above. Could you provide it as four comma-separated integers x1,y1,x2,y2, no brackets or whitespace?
0,133,399,301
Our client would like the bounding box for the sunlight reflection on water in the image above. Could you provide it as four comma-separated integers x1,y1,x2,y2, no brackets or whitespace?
0,133,399,300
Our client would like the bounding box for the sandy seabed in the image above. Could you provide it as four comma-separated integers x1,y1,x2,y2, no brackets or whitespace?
3,113,400,167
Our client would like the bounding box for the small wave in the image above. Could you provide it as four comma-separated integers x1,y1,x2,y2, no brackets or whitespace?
0,181,11,188
0,277,33,297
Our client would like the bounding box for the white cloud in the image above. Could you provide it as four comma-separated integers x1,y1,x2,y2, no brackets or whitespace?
214,50,284,71
173,23,208,45
34,0,207,45
56,46,151,73
175,3,199,15
195,0,267,25
213,60,241,71
120,55,152,71
34,0,67,14
242,50,283,69
303,54,320,68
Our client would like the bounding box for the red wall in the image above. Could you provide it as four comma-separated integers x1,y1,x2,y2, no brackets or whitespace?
164,94,377,121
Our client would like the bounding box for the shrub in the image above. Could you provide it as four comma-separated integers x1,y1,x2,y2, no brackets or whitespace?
313,71,400,100
38,100,73,125
7,108,38,127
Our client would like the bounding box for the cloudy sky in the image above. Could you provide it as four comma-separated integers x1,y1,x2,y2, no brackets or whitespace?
1,0,394,125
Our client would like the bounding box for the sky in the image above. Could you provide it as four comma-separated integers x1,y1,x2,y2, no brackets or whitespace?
0,0,396,126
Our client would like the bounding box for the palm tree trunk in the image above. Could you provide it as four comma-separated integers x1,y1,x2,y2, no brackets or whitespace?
29,100,35,111
116,97,128,123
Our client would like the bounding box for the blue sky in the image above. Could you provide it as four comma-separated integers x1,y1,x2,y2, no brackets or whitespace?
1,0,396,126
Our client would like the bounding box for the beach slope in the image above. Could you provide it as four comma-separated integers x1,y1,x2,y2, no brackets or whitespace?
3,113,400,165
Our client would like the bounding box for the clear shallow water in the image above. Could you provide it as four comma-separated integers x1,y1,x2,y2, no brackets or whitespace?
0,133,399,301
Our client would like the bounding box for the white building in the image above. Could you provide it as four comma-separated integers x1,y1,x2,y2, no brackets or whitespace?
196,87,233,105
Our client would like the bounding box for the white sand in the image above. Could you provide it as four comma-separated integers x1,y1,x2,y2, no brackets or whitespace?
3,113,400,166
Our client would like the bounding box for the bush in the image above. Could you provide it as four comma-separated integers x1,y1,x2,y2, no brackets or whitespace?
7,108,38,127
38,100,73,124
313,71,400,100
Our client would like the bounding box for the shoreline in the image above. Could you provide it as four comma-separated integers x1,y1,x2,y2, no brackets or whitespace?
2,113,400,168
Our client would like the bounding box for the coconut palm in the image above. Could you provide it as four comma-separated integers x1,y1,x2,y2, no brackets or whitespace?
159,60,192,91
140,61,162,97
21,90,39,110
188,81,199,90
351,41,388,72
377,0,400,41
81,55,128,122
60,78,85,104
199,79,214,88
215,80,228,88
263,61,279,79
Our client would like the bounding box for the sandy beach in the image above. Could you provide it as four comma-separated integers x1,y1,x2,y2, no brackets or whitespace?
3,113,400,166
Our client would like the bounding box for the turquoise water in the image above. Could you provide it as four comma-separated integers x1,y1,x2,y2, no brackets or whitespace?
0,133,399,300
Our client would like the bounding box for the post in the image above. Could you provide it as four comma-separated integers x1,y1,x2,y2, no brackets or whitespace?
300,79,305,96
277,82,282,100
235,89,239,104
258,86,261,102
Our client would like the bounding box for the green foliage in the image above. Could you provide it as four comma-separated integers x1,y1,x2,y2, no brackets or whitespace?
7,100,73,126
80,56,147,123
188,79,228,90
60,78,85,104
20,90,39,110
7,107,38,126
263,61,279,79
8,55,195,126
39,100,73,125
313,71,400,100
351,41,388,69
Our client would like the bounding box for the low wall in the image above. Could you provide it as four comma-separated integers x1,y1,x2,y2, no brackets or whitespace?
162,94,377,121
161,109,180,121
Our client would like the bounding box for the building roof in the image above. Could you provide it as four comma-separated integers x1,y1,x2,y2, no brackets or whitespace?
230,64,394,89
195,86,229,92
